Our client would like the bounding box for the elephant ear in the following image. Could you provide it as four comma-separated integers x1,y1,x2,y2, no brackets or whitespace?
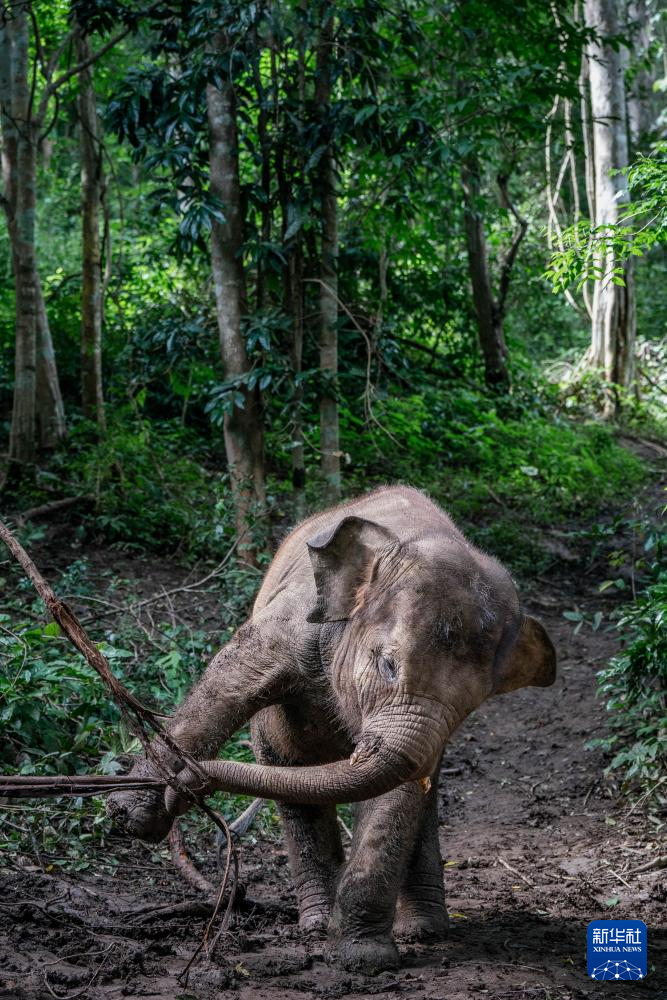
306,516,398,623
493,615,557,694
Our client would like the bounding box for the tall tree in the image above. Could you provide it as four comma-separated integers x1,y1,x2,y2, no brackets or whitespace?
207,32,265,554
584,0,636,400
76,27,106,433
315,9,340,502
1,4,35,465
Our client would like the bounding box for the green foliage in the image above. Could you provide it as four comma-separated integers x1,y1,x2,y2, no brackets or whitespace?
588,511,667,806
344,383,645,519
0,551,262,862
545,143,667,293
62,411,240,556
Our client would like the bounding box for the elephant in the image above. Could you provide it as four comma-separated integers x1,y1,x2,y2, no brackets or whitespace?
108,485,556,973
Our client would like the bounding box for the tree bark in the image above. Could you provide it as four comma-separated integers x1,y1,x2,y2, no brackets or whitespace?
626,0,653,152
2,7,36,466
76,29,106,432
1,4,65,468
276,26,306,516
35,274,67,447
584,0,636,403
461,158,510,390
207,34,265,556
316,12,341,502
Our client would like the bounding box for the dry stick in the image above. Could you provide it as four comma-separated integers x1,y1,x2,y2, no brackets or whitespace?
0,518,237,978
629,855,667,876
43,943,114,1000
0,774,166,797
15,495,87,525
497,857,535,887
75,533,243,628
169,819,216,898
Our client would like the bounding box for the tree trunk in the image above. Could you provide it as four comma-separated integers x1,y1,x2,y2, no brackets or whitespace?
461,158,509,390
316,13,341,502
626,0,653,152
1,5,65,468
288,243,306,515
207,34,265,556
76,29,106,432
276,28,306,517
35,274,67,447
2,7,36,466
584,0,636,403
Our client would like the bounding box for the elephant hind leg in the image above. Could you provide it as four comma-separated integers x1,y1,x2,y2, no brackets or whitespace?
394,783,449,941
278,801,344,932
251,713,344,933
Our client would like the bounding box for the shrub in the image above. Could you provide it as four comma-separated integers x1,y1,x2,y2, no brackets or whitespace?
590,515,667,808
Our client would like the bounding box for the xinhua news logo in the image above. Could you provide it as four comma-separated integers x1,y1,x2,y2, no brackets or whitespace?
587,920,647,981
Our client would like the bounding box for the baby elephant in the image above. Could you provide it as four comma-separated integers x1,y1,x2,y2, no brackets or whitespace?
108,486,556,972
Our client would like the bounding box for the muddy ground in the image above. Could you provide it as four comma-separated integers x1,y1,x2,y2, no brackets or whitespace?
1,487,666,1000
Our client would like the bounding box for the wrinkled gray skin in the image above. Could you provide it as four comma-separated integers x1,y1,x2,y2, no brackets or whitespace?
108,487,556,973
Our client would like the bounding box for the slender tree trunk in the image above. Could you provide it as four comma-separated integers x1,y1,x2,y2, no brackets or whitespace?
1,5,65,469
276,25,306,516
461,158,509,390
626,0,653,152
207,34,265,555
288,243,305,514
316,12,340,502
2,7,36,466
35,274,66,446
76,29,106,432
584,0,636,404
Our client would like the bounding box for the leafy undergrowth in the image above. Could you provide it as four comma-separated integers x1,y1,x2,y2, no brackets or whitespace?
587,508,667,810
0,544,268,866
342,384,648,576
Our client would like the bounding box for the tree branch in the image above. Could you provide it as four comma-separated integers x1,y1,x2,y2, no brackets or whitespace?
41,1,163,110
496,173,528,321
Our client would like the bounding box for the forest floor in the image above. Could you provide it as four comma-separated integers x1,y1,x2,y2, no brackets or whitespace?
1,464,666,1000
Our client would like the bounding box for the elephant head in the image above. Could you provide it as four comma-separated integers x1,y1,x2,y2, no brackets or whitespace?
161,515,556,818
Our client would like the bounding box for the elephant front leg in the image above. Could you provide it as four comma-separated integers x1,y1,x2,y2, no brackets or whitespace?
108,618,288,841
394,781,449,941
327,781,424,973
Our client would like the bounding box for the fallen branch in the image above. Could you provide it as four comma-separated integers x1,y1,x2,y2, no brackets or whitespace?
0,773,165,798
629,855,667,875
497,856,535,887
169,819,216,898
15,496,87,525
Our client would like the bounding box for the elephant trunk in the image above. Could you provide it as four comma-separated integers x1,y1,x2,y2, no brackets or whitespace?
166,724,445,812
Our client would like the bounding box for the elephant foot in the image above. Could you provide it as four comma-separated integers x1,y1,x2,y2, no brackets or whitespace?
326,934,400,974
394,902,450,942
299,905,330,934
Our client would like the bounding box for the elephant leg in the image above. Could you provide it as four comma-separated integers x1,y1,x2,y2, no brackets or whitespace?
279,802,344,932
394,784,449,940
327,780,424,973
251,713,344,933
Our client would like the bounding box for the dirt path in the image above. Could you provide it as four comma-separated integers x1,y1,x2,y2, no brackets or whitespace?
1,534,665,999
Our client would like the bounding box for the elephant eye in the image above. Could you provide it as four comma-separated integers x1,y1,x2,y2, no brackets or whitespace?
377,654,398,683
